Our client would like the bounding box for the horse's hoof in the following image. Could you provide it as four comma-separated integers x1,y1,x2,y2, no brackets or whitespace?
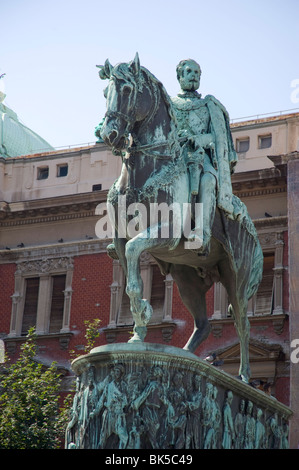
128,335,143,343
240,374,250,384
128,326,147,343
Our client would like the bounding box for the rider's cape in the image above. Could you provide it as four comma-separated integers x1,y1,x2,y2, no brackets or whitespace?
205,95,238,219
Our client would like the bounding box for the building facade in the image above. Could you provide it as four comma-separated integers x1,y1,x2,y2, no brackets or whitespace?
0,104,299,446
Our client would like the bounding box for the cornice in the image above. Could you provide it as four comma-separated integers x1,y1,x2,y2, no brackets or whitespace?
230,112,299,131
4,332,74,353
103,321,177,345
253,215,288,232
210,313,288,337
233,185,286,199
0,238,112,263
232,166,287,197
0,190,108,224
0,142,108,164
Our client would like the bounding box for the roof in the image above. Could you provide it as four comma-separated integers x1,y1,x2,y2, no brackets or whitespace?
0,95,54,158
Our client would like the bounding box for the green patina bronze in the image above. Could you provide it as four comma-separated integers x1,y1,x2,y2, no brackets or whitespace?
171,59,237,243
67,60,292,448
67,343,291,449
0,83,53,158
97,53,263,384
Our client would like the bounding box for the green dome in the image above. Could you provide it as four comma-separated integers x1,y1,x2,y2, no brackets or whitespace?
0,92,54,158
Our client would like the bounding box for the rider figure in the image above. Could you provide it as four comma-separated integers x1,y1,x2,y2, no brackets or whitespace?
171,59,238,255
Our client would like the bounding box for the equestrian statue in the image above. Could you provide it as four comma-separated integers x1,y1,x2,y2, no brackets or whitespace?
97,53,263,383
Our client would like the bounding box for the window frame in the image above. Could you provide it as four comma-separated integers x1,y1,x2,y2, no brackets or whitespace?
236,137,250,153
21,276,40,335
37,166,49,180
258,134,272,149
212,231,285,320
108,257,174,328
9,257,74,338
56,163,68,178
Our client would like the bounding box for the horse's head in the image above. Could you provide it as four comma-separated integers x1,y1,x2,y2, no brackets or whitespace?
98,53,146,151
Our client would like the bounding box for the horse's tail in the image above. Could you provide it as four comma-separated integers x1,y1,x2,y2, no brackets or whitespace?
246,239,264,300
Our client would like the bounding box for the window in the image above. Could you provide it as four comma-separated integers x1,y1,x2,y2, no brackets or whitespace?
37,167,49,180
9,257,74,338
236,137,250,153
57,164,68,177
117,264,166,326
258,134,272,149
150,264,166,323
21,275,67,335
211,231,286,339
49,275,66,333
118,290,133,326
253,253,274,316
213,250,281,319
21,277,40,335
93,184,102,191
108,258,174,328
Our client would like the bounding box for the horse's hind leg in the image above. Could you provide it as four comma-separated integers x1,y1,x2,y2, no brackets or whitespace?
170,264,212,352
229,296,250,383
220,262,251,382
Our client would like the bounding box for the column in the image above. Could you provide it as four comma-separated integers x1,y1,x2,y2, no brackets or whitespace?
287,153,299,448
36,274,51,333
273,231,284,316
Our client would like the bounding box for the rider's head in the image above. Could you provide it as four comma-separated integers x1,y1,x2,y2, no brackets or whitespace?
176,59,201,92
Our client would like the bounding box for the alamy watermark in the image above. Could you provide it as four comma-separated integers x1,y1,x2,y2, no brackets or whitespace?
290,79,299,104
290,339,299,364
95,196,203,250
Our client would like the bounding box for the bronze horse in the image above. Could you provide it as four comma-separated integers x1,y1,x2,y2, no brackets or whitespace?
99,54,263,383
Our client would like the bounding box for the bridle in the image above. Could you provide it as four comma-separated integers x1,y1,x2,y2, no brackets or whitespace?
105,70,175,159
104,74,138,137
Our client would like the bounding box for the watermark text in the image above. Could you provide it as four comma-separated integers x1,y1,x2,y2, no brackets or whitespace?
290,79,299,104
95,197,203,250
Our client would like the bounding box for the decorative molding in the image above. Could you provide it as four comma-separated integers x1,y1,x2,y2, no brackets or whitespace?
210,313,288,338
0,208,98,227
232,166,287,198
216,339,283,363
254,216,288,231
15,256,74,275
68,343,292,449
4,332,74,354
8,254,75,338
0,190,108,225
210,339,285,383
103,321,177,344
0,238,111,263
233,186,286,199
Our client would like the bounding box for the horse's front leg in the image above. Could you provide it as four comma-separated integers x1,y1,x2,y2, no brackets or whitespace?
125,228,175,343
125,234,152,342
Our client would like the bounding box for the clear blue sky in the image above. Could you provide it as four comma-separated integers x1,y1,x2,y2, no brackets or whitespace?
1,0,299,148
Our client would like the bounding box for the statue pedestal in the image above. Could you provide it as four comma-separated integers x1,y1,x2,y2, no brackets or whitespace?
67,343,292,449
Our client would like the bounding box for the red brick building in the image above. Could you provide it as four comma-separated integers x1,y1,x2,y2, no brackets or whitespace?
1,98,299,445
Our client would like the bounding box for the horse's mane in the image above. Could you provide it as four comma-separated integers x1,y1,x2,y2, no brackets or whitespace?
112,62,180,149
140,66,180,152
141,67,178,127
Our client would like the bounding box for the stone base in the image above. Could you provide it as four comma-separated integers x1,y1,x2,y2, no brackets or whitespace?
66,342,292,449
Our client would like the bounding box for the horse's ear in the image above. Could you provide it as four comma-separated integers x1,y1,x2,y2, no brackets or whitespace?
96,65,107,80
104,59,113,78
96,59,113,79
129,52,140,77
